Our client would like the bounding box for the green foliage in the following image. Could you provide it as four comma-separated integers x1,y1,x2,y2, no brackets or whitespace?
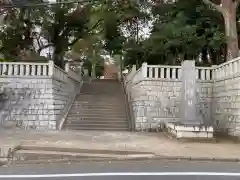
124,0,226,66
0,0,229,67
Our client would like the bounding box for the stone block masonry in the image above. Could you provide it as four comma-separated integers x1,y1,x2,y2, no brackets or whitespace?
131,80,181,130
0,61,82,130
212,60,240,137
126,57,240,137
126,62,213,132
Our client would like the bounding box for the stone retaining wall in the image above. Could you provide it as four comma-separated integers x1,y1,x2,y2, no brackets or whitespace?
212,61,240,136
131,80,181,130
130,80,213,131
126,62,214,131
126,58,240,136
0,61,82,130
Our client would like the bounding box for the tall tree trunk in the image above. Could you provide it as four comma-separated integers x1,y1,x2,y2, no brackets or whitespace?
223,3,239,60
202,0,240,61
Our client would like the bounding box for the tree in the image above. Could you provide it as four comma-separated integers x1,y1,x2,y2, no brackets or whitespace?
202,0,240,60
0,1,104,67
123,0,226,66
72,34,105,78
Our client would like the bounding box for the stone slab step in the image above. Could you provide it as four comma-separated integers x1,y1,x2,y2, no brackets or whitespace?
79,91,123,94
73,101,125,105
76,94,124,97
69,109,126,113
65,120,128,125
76,95,124,98
80,88,123,90
70,104,126,109
72,103,125,109
68,112,126,116
79,93,124,96
70,105,126,109
72,102,125,105
67,113,127,118
64,126,129,131
66,117,128,121
73,99,125,105
65,124,129,129
66,116,128,119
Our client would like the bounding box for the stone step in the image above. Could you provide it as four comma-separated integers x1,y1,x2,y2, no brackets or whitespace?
76,96,124,99
64,126,129,131
81,82,120,85
80,87,122,90
72,101,125,104
67,113,127,118
69,110,126,114
65,120,128,125
69,107,126,112
70,105,126,109
79,92,123,95
65,123,128,128
74,98,124,101
67,116,128,121
79,89,123,92
72,102,125,106
81,87,121,89
73,98,125,102
69,107,126,111
81,87,122,90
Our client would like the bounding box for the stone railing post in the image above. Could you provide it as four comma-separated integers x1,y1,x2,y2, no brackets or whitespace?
65,61,70,72
141,62,148,78
48,60,54,76
132,65,137,72
211,65,218,80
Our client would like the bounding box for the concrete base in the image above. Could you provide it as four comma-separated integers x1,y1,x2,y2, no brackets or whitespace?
166,122,214,139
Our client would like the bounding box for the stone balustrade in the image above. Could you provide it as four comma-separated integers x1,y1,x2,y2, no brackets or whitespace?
0,62,50,76
125,62,216,132
127,63,214,82
196,67,213,81
213,57,240,80
0,61,82,130
146,65,182,80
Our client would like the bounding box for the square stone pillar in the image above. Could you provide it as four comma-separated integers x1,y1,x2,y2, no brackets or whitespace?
180,60,199,124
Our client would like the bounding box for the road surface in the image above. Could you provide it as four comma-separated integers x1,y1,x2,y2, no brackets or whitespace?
0,160,240,179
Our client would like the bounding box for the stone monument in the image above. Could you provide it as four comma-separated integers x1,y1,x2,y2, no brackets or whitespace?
180,60,199,125
166,60,213,139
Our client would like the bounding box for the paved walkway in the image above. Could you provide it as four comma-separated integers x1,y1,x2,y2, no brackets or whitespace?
0,128,240,160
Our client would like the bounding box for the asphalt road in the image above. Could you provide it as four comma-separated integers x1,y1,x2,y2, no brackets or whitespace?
0,160,240,180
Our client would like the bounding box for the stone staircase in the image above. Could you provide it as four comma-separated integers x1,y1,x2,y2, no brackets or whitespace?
63,79,129,131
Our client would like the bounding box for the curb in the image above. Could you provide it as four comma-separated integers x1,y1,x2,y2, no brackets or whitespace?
5,155,240,166
152,155,240,162
3,145,240,165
